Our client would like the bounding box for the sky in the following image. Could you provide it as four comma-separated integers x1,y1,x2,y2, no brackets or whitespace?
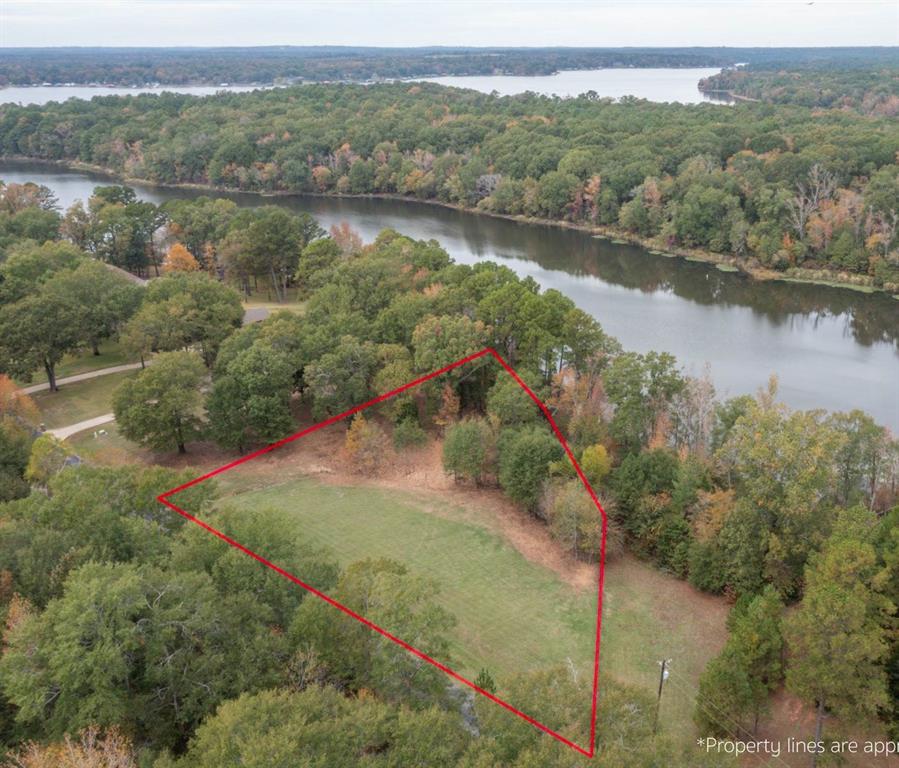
1,0,897,48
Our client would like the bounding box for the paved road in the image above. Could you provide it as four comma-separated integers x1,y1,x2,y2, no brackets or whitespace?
21,362,145,395
47,413,115,440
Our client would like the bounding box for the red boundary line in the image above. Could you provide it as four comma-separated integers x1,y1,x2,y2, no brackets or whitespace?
158,348,607,758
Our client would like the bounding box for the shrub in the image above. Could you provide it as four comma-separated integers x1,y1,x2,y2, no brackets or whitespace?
442,418,494,484
393,419,427,450
344,414,388,475
498,426,563,511
579,443,611,488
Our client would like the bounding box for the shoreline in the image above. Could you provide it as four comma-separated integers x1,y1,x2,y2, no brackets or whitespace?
4,155,889,298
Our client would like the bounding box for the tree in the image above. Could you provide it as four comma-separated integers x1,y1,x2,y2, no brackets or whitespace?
695,586,783,735
603,351,684,453
305,336,377,419
486,370,542,427
548,479,603,558
113,351,205,453
0,465,215,608
241,207,324,302
717,383,845,597
121,272,243,367
0,240,82,304
290,558,456,704
442,417,494,485
0,562,288,748
180,686,469,768
694,646,754,738
498,426,563,511
3,726,138,768
206,341,295,452
43,259,143,355
344,413,388,475
0,419,31,501
25,434,73,487
412,314,488,374
162,242,200,273
169,505,337,629
579,443,611,488
785,507,892,765
0,288,83,391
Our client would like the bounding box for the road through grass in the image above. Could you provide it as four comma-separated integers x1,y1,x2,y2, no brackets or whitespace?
31,370,135,428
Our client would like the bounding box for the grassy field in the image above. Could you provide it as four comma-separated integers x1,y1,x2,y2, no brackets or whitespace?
31,370,135,428
223,476,727,741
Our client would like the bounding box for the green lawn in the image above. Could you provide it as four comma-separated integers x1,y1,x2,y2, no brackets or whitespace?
224,477,727,741
31,370,136,428
18,340,135,386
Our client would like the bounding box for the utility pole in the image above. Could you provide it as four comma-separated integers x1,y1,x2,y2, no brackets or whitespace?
653,658,671,733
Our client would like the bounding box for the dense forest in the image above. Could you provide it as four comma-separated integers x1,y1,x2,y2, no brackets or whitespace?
1,82,897,291
699,68,899,115
1,46,895,87
0,179,896,764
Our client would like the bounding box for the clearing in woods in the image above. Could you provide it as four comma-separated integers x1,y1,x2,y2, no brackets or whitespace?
158,350,729,755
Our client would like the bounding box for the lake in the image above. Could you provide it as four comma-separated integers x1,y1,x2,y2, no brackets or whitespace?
0,68,729,106
1,159,896,431
416,67,730,103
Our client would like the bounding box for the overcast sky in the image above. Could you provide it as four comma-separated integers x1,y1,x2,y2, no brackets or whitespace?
1,0,896,48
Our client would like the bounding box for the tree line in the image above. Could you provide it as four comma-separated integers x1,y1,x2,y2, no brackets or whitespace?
699,67,899,116
0,46,743,87
1,81,896,289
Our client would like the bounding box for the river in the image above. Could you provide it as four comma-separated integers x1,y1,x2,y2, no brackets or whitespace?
2,159,896,431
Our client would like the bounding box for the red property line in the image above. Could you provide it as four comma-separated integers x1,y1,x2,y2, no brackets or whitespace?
158,347,607,758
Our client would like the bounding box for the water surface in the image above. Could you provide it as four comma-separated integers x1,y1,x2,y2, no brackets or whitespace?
416,67,729,103
0,84,277,106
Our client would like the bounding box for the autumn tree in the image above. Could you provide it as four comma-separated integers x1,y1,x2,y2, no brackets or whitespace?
717,381,845,597
344,413,388,475
162,242,200,273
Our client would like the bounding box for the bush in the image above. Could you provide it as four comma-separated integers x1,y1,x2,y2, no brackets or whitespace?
442,418,493,484
344,414,388,475
687,541,728,593
485,371,542,427
579,444,611,488
548,480,603,559
393,419,427,450
498,426,563,511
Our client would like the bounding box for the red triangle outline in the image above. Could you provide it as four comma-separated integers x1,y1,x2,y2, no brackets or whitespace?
158,347,607,757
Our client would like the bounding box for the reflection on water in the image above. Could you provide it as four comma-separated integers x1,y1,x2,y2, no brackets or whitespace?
1,160,896,430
